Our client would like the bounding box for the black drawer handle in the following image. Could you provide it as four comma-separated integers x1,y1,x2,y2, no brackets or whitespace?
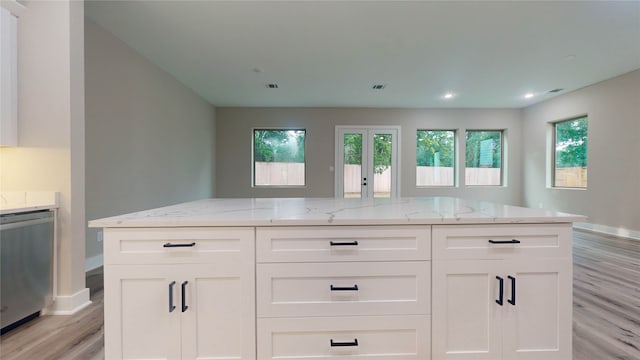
488,239,521,244
330,240,359,246
330,339,359,347
163,242,196,248
168,281,176,312
181,281,189,312
508,275,516,306
330,284,359,291
496,276,504,306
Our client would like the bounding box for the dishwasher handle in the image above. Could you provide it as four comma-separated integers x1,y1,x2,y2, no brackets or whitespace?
0,217,53,231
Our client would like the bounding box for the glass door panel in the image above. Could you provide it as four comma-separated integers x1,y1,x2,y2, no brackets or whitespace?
343,133,365,198
373,133,392,198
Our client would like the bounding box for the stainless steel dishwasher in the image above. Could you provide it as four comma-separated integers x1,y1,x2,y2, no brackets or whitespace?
0,209,54,334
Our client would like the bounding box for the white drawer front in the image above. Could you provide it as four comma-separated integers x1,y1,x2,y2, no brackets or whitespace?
104,227,254,265
257,315,430,360
432,224,572,260
256,226,430,263
257,262,430,317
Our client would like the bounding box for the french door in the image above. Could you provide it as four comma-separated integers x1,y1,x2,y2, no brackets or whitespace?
335,126,399,198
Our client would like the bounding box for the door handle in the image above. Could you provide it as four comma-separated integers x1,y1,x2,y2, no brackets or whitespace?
181,281,189,312
168,281,176,312
496,276,504,306
508,275,516,306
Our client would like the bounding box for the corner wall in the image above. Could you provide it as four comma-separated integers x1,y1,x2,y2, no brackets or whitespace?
216,107,523,205
0,0,88,313
522,69,640,238
84,20,216,268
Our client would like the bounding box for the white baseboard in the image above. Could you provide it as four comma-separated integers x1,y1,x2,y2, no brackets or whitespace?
85,254,103,271
574,222,640,241
47,288,92,315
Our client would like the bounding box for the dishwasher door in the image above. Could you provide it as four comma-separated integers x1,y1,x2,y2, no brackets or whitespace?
0,210,54,332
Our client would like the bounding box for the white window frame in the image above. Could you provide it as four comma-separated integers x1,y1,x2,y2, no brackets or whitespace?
549,115,588,189
464,129,505,187
251,128,307,188
416,129,458,188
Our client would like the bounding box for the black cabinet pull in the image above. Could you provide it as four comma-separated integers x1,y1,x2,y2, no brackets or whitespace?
168,281,176,312
496,276,504,306
330,284,359,291
330,339,359,347
488,239,521,244
508,275,516,306
181,281,189,312
163,242,196,248
329,240,359,246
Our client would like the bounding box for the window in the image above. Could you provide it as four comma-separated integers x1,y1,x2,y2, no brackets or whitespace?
553,116,588,188
253,129,305,186
416,130,455,186
465,130,503,186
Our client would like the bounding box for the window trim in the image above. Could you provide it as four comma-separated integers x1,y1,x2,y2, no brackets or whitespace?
416,129,457,188
252,128,307,188
551,115,588,189
464,129,505,187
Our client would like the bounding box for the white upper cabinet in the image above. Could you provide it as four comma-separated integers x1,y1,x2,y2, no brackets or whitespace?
0,3,22,146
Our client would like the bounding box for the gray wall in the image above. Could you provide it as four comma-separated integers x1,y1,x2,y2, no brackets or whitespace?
522,69,640,237
216,107,523,205
84,20,216,266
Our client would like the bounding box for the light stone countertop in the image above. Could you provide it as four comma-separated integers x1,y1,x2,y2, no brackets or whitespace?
88,197,586,228
0,191,59,215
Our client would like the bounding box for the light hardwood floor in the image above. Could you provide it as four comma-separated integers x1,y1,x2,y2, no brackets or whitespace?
1,230,638,359
572,230,640,360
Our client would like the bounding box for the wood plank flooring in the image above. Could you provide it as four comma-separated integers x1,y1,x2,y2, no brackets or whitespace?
572,230,640,360
0,268,104,360
1,229,638,359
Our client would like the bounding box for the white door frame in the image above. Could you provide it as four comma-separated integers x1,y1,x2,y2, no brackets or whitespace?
335,126,401,198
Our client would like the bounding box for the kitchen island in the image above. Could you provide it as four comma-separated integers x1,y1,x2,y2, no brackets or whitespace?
90,197,585,360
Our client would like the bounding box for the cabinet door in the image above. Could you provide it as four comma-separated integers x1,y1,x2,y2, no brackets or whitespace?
502,259,572,360
104,265,182,360
432,260,502,360
180,263,256,360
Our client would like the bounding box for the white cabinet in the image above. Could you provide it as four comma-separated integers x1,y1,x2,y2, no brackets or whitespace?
0,6,18,146
258,315,430,360
431,224,573,360
257,261,430,317
100,220,574,360
103,228,255,360
256,225,431,360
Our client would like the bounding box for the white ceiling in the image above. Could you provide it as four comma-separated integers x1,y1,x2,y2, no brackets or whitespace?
85,1,640,108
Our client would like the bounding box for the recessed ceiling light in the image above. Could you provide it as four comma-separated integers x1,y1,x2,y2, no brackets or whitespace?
524,93,535,99
265,83,278,89
443,92,455,99
547,88,564,93
372,84,387,90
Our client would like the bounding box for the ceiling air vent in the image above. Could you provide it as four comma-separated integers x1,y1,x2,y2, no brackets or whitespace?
372,84,386,90
265,83,279,89
547,88,564,93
